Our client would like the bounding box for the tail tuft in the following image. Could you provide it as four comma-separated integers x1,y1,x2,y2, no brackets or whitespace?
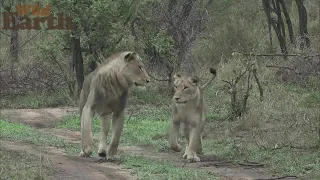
209,68,217,76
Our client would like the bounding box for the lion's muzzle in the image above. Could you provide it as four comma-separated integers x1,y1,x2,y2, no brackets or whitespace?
173,97,187,104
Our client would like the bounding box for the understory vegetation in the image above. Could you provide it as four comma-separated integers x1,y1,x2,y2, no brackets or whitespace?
1,0,319,179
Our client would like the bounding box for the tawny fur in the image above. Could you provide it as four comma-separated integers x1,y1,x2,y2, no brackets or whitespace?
79,51,150,158
170,68,217,162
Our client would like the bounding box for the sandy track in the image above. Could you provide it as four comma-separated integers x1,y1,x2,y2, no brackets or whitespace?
1,108,298,180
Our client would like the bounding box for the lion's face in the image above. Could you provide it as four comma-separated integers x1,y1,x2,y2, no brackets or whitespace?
173,74,200,105
120,52,150,87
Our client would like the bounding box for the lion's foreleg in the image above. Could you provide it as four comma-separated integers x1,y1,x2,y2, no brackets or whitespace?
182,124,191,159
98,114,111,157
185,125,202,162
107,111,125,156
80,104,94,157
170,120,182,152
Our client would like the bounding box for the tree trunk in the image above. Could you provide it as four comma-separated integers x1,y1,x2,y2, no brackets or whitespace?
295,0,310,50
279,0,295,45
10,15,19,61
71,37,84,96
268,17,273,53
262,0,288,55
167,0,197,73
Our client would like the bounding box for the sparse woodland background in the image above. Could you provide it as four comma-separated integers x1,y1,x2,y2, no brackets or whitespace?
0,0,320,178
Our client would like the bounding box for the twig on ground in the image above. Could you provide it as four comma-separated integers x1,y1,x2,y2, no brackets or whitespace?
210,161,234,166
238,161,264,167
182,161,188,168
254,175,299,180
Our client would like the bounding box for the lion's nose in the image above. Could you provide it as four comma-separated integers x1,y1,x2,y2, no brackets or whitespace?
146,79,150,83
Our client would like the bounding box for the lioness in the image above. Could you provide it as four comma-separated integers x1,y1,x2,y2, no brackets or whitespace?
170,68,217,162
79,51,150,158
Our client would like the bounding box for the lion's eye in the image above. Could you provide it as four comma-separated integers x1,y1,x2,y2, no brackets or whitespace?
183,86,188,89
138,65,143,71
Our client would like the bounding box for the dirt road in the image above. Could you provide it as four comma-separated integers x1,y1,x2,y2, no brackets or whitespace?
1,108,298,180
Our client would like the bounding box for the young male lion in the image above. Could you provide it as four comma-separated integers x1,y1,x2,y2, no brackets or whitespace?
170,68,217,162
79,51,150,158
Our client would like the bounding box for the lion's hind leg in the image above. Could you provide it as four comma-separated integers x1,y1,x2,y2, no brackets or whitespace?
98,114,111,157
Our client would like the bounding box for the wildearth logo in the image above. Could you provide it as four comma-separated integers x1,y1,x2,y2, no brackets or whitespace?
2,4,73,30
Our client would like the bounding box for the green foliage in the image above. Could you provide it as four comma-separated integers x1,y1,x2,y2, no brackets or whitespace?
56,113,170,151
149,30,175,60
0,120,79,154
0,92,72,109
0,148,52,180
122,155,219,180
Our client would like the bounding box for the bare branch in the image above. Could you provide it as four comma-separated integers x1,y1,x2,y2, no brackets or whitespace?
253,67,264,101
19,30,45,50
235,69,248,83
147,72,170,82
0,31,10,37
266,65,296,71
232,51,320,58
221,80,232,86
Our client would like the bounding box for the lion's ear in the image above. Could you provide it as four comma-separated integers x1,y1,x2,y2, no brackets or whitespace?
190,76,200,85
173,74,181,80
124,52,137,62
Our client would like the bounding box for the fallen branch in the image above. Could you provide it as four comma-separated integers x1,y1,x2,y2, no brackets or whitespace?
182,161,188,168
233,51,320,58
266,65,296,71
254,175,299,180
210,161,234,166
238,161,264,167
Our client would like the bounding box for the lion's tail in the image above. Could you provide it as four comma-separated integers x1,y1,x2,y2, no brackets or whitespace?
201,68,217,90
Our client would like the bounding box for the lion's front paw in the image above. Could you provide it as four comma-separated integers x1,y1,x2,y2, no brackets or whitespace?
98,148,107,157
186,152,200,163
79,150,92,157
80,144,93,157
107,147,118,156
182,152,187,159
170,144,182,152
